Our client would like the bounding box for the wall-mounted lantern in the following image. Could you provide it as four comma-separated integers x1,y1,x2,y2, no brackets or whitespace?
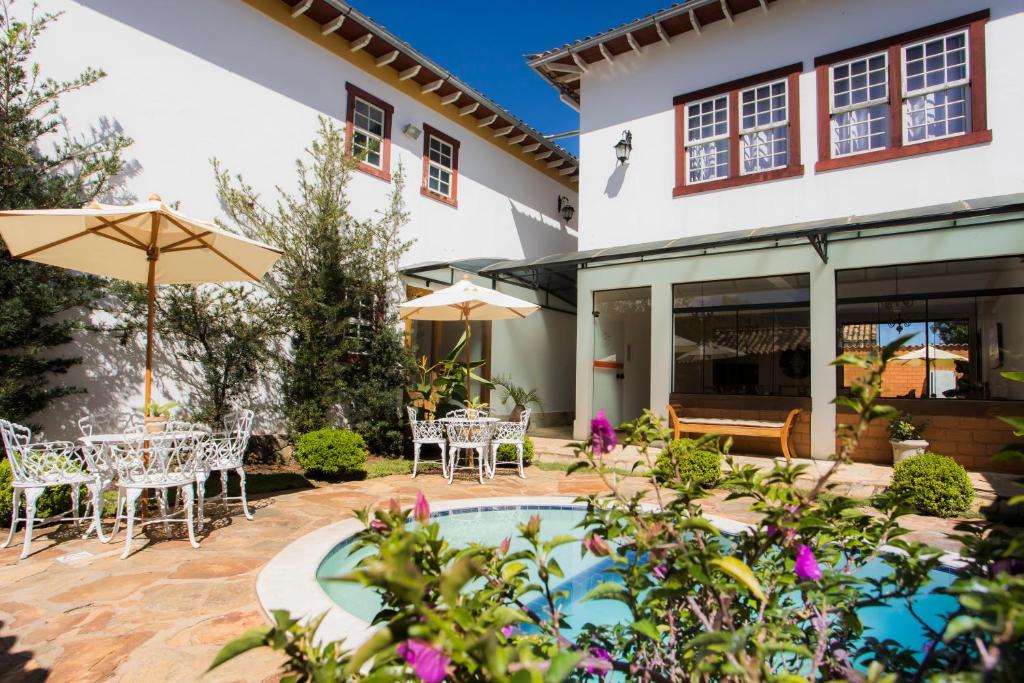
614,130,632,164
557,195,575,222
403,123,422,140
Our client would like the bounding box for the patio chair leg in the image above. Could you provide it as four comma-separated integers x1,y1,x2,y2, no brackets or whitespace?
106,489,124,542
2,487,20,549
20,487,43,560
182,484,200,549
219,470,228,509
236,467,253,520
446,447,457,485
411,443,420,478
195,471,207,532
121,488,142,560
158,489,171,534
488,444,497,479
440,443,448,479
70,484,81,530
517,444,526,479
86,482,109,543
477,447,486,484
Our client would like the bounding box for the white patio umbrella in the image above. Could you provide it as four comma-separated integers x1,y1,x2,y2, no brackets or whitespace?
399,276,539,398
0,195,283,408
894,345,968,362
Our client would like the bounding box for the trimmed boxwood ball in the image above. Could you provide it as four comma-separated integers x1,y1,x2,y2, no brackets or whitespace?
655,438,721,488
890,452,974,517
496,436,534,466
294,428,368,477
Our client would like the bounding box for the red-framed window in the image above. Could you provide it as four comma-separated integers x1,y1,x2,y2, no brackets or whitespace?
673,63,803,197
344,82,393,182
814,11,990,172
420,123,460,208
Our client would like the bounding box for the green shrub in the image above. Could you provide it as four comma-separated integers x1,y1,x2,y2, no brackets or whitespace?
655,438,721,488
294,429,367,477
0,459,75,527
365,458,413,478
496,436,535,466
890,452,973,517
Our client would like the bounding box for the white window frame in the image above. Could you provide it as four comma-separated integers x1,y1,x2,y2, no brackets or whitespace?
738,77,789,175
900,29,971,145
426,134,454,198
352,97,385,170
828,50,890,158
684,93,730,185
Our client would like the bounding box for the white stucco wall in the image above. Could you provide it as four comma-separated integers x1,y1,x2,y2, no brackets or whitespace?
22,0,579,436
576,0,1024,250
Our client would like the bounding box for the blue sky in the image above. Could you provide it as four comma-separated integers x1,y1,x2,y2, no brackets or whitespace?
357,1,673,156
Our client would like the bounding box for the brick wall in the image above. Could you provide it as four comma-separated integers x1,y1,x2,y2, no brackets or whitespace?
674,405,1024,473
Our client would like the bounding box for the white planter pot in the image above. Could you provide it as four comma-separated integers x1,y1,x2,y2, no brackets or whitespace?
890,439,929,464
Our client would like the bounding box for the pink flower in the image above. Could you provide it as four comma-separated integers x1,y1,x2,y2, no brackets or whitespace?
584,647,613,678
590,410,617,455
652,565,667,580
396,640,450,683
794,544,823,582
414,491,430,525
498,537,510,555
583,534,610,557
369,518,388,531
501,624,516,638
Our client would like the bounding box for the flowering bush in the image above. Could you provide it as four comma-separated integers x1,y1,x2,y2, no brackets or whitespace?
211,338,1024,681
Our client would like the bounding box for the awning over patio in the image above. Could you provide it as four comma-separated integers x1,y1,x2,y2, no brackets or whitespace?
477,192,1024,308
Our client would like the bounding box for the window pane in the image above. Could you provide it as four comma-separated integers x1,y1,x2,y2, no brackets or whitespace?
687,140,729,183
740,80,787,131
832,105,888,156
926,300,973,399
904,31,968,94
687,95,728,142
429,137,453,168
774,308,811,397
354,99,384,136
673,314,704,393
352,130,382,168
742,127,788,173
428,164,451,196
905,86,969,143
832,52,887,109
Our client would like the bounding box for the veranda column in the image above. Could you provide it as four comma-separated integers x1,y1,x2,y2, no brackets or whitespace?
649,281,673,423
573,273,596,439
809,263,837,459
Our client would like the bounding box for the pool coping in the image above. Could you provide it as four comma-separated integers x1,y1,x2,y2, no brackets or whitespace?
255,495,965,647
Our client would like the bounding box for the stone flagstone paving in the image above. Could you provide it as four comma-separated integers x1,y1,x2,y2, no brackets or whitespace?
0,464,983,682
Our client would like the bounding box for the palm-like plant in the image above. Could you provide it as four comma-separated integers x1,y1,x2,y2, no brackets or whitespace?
491,374,543,413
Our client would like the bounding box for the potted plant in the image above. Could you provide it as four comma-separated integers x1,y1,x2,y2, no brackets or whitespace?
491,374,543,424
142,400,180,433
464,396,489,421
887,413,929,463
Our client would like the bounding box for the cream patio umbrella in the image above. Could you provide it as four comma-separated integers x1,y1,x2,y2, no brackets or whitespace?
399,276,539,399
0,195,283,408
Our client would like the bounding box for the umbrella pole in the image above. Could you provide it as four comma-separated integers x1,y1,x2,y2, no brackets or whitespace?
144,215,159,411
463,313,471,402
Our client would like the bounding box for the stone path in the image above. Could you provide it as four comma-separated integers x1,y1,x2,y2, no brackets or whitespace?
0,462,993,682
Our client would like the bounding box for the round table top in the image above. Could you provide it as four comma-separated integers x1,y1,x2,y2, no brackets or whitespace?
436,416,498,422
78,430,206,443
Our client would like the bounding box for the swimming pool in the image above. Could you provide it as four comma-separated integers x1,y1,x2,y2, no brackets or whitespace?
314,502,958,651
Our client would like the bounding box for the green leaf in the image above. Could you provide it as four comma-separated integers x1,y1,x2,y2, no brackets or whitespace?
206,625,271,671
997,416,1024,437
544,651,586,683
632,619,661,641
1000,371,1024,382
581,581,627,602
943,615,981,641
709,557,766,602
565,461,591,476
343,626,395,677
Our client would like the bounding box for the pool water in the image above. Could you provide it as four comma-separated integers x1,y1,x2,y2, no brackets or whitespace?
316,505,956,651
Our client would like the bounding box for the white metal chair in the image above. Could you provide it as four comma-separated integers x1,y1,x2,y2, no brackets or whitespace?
489,408,531,479
444,418,496,485
104,430,203,559
78,410,142,437
446,408,489,419
195,410,254,530
407,406,447,478
1,419,110,559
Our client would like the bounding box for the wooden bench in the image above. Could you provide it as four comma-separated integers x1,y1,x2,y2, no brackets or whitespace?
666,404,802,462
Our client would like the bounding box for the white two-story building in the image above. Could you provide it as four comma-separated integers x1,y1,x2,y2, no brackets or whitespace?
32,0,581,434
488,0,1024,470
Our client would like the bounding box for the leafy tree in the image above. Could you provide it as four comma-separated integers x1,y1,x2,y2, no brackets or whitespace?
0,0,131,423
113,283,280,426
214,117,413,447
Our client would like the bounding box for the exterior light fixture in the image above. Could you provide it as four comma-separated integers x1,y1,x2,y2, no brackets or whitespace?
614,130,632,164
403,123,422,140
557,195,575,222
